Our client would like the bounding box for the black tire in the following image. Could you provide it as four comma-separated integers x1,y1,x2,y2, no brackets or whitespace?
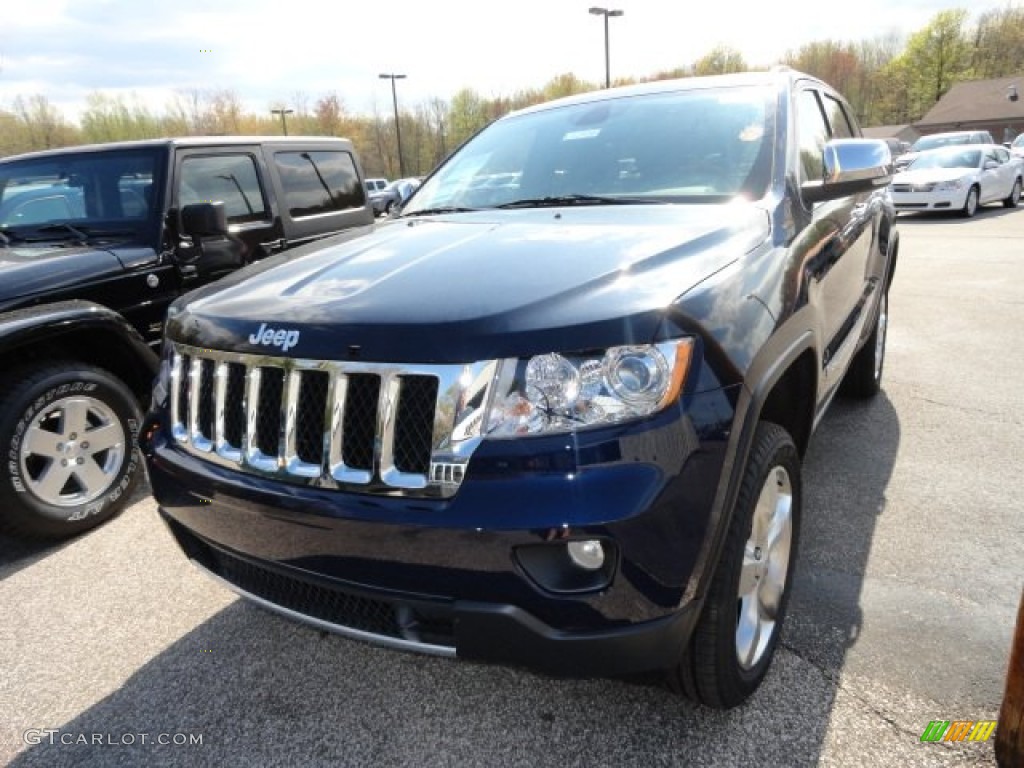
669,422,801,708
841,289,888,399
962,185,979,218
0,362,143,539
1004,178,1021,209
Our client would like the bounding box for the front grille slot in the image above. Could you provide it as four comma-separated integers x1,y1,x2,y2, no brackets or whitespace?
296,370,329,466
167,343,485,498
256,367,284,457
394,376,438,474
342,374,380,471
224,363,247,447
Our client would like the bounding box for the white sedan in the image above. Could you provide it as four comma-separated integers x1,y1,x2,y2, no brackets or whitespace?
890,144,1023,217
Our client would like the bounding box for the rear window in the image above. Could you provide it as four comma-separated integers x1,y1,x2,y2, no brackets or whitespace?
273,151,365,218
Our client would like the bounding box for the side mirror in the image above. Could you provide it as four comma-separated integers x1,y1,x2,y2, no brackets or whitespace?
181,202,228,238
802,139,893,204
984,160,1000,170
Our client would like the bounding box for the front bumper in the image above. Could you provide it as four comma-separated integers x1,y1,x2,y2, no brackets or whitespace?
891,188,968,212
143,385,736,676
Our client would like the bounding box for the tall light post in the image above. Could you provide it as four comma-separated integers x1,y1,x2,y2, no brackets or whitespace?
271,108,294,136
379,73,407,177
588,7,623,89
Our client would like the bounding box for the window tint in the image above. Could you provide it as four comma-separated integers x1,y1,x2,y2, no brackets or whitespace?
273,150,364,217
821,95,855,138
796,90,829,183
179,154,268,224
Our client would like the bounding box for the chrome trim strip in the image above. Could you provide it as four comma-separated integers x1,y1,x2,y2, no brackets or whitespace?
170,351,185,442
191,560,456,658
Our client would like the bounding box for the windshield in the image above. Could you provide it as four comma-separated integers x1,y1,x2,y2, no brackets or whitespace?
1012,134,1024,149
908,148,981,170
403,85,774,214
0,148,163,232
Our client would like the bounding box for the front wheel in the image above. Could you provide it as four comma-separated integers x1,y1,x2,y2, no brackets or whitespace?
669,422,801,709
962,185,979,217
0,363,143,539
1004,178,1021,209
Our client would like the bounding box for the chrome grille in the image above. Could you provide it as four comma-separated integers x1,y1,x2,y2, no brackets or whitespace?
168,343,496,498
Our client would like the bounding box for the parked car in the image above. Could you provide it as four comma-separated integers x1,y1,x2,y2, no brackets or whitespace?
895,130,996,170
1010,133,1024,158
891,144,1023,216
369,177,421,215
141,70,898,709
363,177,388,196
0,136,375,538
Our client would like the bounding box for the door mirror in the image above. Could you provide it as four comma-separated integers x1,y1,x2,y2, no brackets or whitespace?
983,160,1000,170
181,202,228,237
802,139,893,204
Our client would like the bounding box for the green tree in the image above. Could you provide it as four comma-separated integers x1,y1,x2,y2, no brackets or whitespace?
970,4,1024,79
693,45,747,76
897,9,972,118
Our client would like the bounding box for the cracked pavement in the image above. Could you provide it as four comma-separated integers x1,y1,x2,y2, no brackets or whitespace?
2,208,1021,766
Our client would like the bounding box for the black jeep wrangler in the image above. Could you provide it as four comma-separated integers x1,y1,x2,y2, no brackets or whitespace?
0,137,374,538
143,71,899,707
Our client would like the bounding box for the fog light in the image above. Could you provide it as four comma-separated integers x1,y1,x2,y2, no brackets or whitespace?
567,540,605,571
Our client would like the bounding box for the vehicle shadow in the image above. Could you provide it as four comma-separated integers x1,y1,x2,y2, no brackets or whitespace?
5,396,900,767
0,483,151,582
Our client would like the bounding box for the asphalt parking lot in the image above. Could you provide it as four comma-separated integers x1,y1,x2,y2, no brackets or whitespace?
1,206,1022,767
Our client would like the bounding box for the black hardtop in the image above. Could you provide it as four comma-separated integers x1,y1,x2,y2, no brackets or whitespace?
0,136,357,164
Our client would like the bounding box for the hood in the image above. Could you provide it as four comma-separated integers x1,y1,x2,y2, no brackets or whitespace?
894,167,975,185
169,205,770,363
0,243,124,305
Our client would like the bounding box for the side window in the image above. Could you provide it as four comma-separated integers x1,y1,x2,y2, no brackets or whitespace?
178,154,268,224
995,147,1010,164
796,90,830,184
273,150,365,218
821,95,855,138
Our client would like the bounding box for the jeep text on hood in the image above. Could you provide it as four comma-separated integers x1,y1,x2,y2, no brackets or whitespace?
143,71,898,710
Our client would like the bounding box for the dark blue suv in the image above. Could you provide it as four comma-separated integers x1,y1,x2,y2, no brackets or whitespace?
142,69,898,708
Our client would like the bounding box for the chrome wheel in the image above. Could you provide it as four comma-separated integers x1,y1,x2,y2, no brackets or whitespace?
18,395,126,507
736,465,793,670
874,292,888,382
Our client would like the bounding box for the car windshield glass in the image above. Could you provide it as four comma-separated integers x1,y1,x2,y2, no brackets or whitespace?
911,135,972,151
0,148,162,232
403,85,774,214
908,148,981,170
1012,135,1024,148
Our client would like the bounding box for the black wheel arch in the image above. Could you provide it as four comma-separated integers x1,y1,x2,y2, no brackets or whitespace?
0,300,159,403
683,327,818,609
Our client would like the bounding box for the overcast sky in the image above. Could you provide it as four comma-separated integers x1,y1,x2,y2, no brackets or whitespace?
0,0,1004,121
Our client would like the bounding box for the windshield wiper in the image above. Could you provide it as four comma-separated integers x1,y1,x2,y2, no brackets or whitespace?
494,194,660,209
31,222,92,244
402,206,481,217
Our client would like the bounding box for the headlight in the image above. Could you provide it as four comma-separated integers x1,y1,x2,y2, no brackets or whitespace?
934,179,965,191
485,339,694,438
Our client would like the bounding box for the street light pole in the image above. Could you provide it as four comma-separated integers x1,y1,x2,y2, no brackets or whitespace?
379,73,407,178
588,7,623,89
271,108,294,136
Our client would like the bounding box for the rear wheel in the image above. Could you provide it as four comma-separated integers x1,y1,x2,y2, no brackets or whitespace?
669,422,801,709
841,289,888,399
1004,178,1021,209
0,363,143,539
962,185,979,217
